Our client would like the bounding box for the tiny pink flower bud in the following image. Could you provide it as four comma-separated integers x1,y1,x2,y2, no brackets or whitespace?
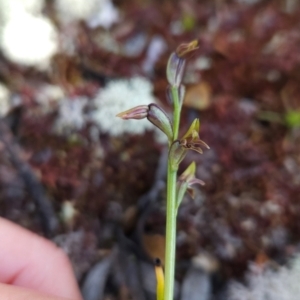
116,105,149,120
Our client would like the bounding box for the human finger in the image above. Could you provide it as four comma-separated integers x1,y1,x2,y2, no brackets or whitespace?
0,217,82,300
0,283,77,300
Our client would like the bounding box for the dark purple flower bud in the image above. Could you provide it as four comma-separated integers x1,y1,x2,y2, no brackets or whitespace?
166,52,186,87
147,103,173,141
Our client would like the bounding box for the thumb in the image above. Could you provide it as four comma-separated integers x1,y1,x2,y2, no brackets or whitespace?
0,283,77,300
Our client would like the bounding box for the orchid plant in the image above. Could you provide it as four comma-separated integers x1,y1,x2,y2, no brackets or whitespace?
117,40,209,300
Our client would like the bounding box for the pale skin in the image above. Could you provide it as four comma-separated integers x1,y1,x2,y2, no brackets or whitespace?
0,217,83,300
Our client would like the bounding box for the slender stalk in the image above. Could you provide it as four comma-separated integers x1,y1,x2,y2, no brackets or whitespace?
171,87,181,140
164,163,177,300
164,86,181,300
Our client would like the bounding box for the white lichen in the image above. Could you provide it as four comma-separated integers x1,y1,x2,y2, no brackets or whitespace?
91,77,167,142
0,0,44,24
87,0,119,29
227,256,300,300
35,84,65,113
55,0,103,23
55,0,118,27
54,97,88,135
0,12,58,69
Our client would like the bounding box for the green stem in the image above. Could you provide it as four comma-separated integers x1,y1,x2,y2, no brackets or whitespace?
171,86,181,140
164,163,177,300
164,86,181,300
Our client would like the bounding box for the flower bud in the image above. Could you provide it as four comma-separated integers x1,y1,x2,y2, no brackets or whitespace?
116,105,149,120
176,161,205,207
180,119,209,155
179,161,197,182
166,52,186,87
176,40,199,58
182,118,200,140
178,162,204,186
147,103,173,141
